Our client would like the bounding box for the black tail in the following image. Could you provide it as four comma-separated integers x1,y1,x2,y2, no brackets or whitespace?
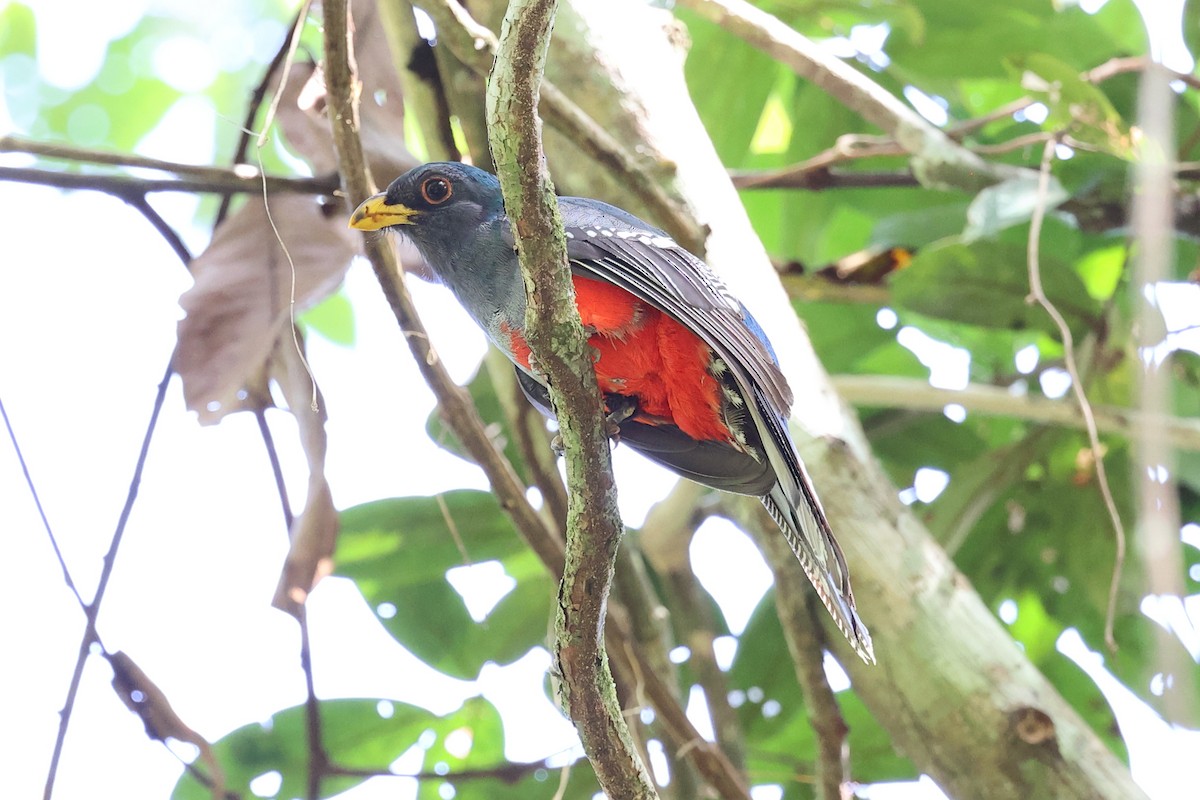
762,486,874,664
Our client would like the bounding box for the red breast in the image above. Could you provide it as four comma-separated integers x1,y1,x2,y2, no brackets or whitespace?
500,275,732,443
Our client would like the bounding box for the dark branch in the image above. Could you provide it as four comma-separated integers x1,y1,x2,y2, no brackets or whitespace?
0,164,337,198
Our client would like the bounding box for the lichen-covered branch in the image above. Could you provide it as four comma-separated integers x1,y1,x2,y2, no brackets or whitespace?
483,1,656,797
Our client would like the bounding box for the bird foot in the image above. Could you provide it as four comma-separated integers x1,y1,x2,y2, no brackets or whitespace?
549,396,638,455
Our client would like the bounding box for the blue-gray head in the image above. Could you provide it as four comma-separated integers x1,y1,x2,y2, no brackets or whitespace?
348,162,505,265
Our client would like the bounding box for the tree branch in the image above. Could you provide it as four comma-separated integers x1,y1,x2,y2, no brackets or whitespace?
1129,60,1195,721
485,1,656,797
741,503,848,800
322,0,565,579
0,164,336,198
677,0,1026,194
830,375,1200,452
410,0,705,251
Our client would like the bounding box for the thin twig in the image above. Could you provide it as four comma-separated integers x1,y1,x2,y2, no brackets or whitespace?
43,192,193,799
216,3,312,226
45,363,174,800
1086,55,1200,92
298,609,328,799
1026,137,1126,652
726,53,1188,195
678,0,1024,194
255,409,295,530
1,395,88,612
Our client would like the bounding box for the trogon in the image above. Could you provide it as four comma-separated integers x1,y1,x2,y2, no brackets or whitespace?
350,162,873,663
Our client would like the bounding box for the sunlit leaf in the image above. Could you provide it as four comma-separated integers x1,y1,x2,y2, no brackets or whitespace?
1006,53,1132,156
301,287,356,346
964,173,1069,241
172,698,447,800
890,239,1100,338
335,491,553,679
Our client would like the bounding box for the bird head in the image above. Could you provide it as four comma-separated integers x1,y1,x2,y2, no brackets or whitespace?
348,162,504,247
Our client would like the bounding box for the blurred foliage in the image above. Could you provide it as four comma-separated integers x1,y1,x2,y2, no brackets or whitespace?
6,0,1199,798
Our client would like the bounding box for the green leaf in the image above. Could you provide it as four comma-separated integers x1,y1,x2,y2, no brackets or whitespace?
890,239,1100,338
1170,350,1200,495
797,300,928,379
172,698,439,800
887,0,1143,95
300,287,356,346
0,3,35,56
335,491,554,679
680,8,783,166
1006,53,1131,156
1073,242,1126,301
871,201,971,249
1187,0,1200,63
964,173,1069,241
416,698,600,799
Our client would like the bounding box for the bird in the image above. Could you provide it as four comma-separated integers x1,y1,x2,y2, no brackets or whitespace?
349,162,874,664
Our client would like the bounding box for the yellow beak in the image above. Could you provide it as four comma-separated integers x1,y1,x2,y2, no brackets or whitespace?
348,192,419,231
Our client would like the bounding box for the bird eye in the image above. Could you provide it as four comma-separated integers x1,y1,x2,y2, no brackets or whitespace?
421,177,453,205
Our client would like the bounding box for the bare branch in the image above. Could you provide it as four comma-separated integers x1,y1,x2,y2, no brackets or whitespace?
0,164,336,198
46,364,174,800
1129,61,1195,721
831,375,1200,452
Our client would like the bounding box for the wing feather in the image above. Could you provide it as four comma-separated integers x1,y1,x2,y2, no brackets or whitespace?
558,197,873,662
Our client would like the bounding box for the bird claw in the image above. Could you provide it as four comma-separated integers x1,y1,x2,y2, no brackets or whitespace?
549,396,638,456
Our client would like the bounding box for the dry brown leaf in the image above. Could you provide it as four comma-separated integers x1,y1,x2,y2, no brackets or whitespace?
109,651,226,799
175,193,357,423
272,5,428,278
275,60,338,176
273,0,417,184
351,0,420,182
270,337,339,617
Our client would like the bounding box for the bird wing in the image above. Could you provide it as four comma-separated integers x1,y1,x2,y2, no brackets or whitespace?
553,197,874,663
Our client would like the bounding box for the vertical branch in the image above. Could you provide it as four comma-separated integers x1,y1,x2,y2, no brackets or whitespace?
739,502,848,800
1130,62,1193,721
484,1,654,797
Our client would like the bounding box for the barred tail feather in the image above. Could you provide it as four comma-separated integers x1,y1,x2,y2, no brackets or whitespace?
762,489,875,664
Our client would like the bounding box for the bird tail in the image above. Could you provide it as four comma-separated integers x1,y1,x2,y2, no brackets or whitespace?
761,487,875,664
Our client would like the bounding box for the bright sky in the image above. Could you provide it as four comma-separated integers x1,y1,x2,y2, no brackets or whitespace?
2,1,1198,799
